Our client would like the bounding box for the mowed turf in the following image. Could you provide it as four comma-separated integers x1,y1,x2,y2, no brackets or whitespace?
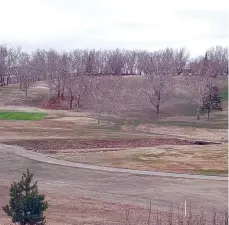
0,111,47,120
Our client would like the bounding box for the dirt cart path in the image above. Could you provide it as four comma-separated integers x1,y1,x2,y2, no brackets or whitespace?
1,144,227,181
0,144,227,214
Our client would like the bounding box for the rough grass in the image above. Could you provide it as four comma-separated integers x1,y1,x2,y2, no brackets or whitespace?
197,169,228,176
0,111,47,120
108,112,228,130
154,119,228,129
220,86,228,101
49,144,228,176
0,118,162,141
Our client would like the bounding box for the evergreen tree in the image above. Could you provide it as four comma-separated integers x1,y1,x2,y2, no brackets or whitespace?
201,52,209,76
2,169,48,225
202,85,223,119
85,54,93,76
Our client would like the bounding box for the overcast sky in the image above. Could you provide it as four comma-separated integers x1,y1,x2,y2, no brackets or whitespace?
0,0,228,57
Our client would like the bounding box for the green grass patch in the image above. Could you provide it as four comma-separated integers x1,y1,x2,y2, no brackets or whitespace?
0,111,47,121
154,120,227,129
220,86,228,101
109,117,228,129
175,103,205,117
197,169,228,177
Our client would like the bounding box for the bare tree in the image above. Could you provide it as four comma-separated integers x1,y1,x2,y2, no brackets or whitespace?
123,50,138,75
31,49,47,82
65,50,88,109
18,52,33,101
140,49,176,115
46,49,59,103
174,47,190,74
4,46,21,85
207,45,228,76
94,50,107,75
108,48,125,75
90,76,122,123
183,54,217,120
58,52,70,99
84,49,97,76
0,45,8,86
46,49,65,98
185,75,214,120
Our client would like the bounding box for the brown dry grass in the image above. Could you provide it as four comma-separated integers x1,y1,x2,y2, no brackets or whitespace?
0,81,49,106
49,144,228,176
0,116,160,141
0,184,149,225
128,124,228,142
1,183,227,225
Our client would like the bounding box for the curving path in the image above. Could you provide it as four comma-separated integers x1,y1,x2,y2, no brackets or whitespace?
0,144,227,213
2,144,227,181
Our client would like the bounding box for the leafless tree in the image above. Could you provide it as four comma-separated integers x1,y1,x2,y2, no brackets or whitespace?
84,49,97,76
31,49,47,82
4,46,21,85
137,50,151,75
123,50,139,75
183,54,217,120
206,45,228,76
46,49,65,99
174,47,190,74
46,49,60,103
65,50,88,109
18,52,33,101
140,49,176,115
108,48,125,75
0,45,22,87
0,44,8,86
58,52,70,99
90,76,123,123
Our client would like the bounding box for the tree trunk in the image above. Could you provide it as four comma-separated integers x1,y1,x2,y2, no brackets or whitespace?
57,90,60,98
196,107,200,120
49,86,52,106
76,99,80,112
207,110,210,119
97,109,100,124
25,88,28,102
0,75,4,86
156,104,160,115
20,81,22,89
69,96,74,109
61,86,65,100
6,75,9,85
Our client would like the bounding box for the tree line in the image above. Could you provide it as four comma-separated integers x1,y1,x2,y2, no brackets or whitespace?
0,44,228,120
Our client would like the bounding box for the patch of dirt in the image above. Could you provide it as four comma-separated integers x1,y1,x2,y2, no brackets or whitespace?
3,138,193,151
52,116,113,125
0,105,46,112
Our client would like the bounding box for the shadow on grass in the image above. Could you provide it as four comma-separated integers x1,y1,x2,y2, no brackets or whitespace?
197,169,228,177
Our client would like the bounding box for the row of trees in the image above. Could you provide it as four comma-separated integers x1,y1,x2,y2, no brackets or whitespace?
0,44,228,120
0,45,227,85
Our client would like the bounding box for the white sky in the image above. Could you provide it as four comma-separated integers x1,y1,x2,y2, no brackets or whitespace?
0,0,228,56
